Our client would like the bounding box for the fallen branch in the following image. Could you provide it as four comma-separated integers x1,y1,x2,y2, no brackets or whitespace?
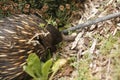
62,12,120,34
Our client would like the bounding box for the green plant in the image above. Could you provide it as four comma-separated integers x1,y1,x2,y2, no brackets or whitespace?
50,58,67,80
71,52,93,80
100,35,117,55
23,53,53,80
0,0,81,27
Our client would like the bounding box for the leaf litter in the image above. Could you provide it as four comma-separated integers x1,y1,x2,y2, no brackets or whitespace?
53,0,120,80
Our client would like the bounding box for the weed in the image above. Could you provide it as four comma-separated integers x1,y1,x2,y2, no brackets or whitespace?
23,53,53,80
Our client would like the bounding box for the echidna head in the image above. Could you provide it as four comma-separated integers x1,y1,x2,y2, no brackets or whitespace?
46,24,62,45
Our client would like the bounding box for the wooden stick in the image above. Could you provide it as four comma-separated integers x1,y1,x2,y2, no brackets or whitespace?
62,12,120,34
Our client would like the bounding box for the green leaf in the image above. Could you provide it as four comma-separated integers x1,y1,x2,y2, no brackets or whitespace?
49,59,67,80
39,23,45,28
23,65,36,78
42,59,53,79
52,59,67,72
23,53,54,80
23,53,42,78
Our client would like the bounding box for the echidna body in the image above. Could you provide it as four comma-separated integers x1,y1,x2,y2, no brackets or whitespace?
0,14,62,80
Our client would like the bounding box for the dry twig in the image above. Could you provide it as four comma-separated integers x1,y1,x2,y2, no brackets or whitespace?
62,12,120,34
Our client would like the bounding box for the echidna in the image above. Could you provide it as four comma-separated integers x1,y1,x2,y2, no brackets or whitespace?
0,14,62,80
